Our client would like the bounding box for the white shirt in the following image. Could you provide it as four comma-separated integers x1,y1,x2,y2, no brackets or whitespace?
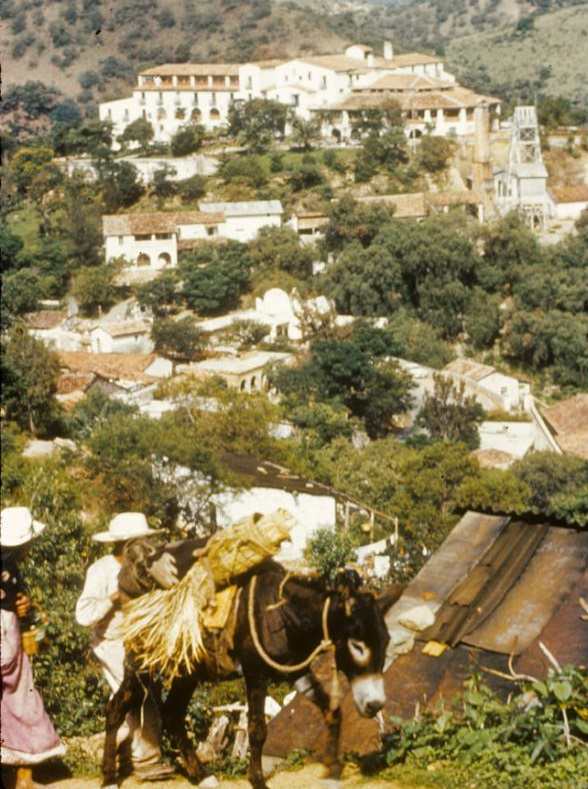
75,554,123,644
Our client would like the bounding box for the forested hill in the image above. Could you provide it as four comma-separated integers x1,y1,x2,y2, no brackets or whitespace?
0,0,346,100
1,0,587,115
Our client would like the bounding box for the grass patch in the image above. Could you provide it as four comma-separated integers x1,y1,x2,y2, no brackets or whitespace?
7,203,42,254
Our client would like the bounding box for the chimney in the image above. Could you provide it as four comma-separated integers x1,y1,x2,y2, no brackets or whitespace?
367,52,375,68
383,41,394,61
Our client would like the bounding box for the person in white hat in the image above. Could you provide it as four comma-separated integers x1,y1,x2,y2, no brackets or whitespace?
1,507,66,789
75,513,174,782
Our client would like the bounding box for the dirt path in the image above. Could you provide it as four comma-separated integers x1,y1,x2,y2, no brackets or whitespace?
39,762,417,788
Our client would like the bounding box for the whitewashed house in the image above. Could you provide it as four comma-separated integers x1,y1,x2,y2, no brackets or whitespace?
100,42,504,147
199,201,283,243
183,350,293,393
89,320,154,354
103,202,283,269
548,185,588,221
443,359,532,413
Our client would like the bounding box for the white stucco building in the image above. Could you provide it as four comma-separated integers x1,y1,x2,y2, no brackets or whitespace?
548,185,588,221
99,42,499,146
89,320,154,354
102,201,283,269
184,350,293,393
443,359,532,413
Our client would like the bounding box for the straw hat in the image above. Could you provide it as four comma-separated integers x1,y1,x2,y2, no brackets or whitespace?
0,507,46,548
92,512,163,543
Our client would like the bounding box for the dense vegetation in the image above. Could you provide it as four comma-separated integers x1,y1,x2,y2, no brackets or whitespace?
1,59,587,781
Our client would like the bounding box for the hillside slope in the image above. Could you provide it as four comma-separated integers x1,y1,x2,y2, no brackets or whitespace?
0,0,346,103
446,5,588,107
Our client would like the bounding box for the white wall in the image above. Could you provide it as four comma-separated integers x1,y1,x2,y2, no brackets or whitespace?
552,200,588,220
221,213,282,243
105,234,177,268
89,328,154,354
212,487,336,561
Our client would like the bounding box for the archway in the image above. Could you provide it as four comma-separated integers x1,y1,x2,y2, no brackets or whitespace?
137,253,151,267
331,128,341,142
209,108,221,121
158,252,172,267
250,375,257,390
191,108,201,121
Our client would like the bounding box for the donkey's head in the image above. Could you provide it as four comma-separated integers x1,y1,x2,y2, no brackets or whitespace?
331,571,402,718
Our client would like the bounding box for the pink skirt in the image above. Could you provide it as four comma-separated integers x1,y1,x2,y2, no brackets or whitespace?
1,610,65,765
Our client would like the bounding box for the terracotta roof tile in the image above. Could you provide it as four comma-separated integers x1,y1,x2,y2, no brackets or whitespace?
25,310,66,330
550,184,588,204
140,63,239,77
542,395,588,459
58,352,157,382
357,192,427,218
102,211,225,237
56,372,96,395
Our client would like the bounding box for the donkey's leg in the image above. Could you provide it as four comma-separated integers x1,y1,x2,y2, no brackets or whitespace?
310,675,343,780
160,672,202,781
102,670,143,788
245,673,268,789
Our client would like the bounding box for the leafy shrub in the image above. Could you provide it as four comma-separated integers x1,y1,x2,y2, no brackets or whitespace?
219,155,268,188
383,670,588,788
178,174,207,203
306,528,357,584
171,124,205,156
78,70,100,90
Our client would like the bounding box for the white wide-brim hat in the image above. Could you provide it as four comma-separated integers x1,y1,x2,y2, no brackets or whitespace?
1,507,46,548
92,512,163,543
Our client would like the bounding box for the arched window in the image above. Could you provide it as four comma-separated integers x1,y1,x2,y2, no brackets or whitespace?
191,108,201,121
209,108,221,121
250,376,257,390
137,253,151,267
240,380,247,391
331,128,341,142
158,252,172,267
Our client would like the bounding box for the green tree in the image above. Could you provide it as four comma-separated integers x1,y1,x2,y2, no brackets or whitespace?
177,174,207,203
306,529,357,585
512,452,588,524
1,324,62,435
118,117,154,151
70,263,120,316
98,160,144,211
180,241,251,315
289,115,321,150
151,166,178,202
228,99,288,152
151,317,204,362
135,270,180,316
324,195,395,253
0,221,24,271
224,319,270,349
272,337,414,438
170,124,205,156
418,135,455,173
61,173,103,267
479,213,542,293
416,374,485,449
1,269,44,325
68,389,138,440
249,225,314,277
464,288,501,350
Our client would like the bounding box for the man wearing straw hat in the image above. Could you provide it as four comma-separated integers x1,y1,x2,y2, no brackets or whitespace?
1,507,66,789
75,513,174,782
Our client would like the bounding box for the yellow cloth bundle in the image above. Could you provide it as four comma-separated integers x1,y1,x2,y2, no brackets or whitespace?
203,509,294,587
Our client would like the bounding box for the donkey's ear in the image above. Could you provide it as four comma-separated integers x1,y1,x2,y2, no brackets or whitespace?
376,584,404,615
334,568,362,596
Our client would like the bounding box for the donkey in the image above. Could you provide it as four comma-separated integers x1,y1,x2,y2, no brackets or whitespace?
101,560,401,789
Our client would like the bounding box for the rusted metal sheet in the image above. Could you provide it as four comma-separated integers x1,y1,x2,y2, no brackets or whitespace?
421,521,549,648
464,527,588,654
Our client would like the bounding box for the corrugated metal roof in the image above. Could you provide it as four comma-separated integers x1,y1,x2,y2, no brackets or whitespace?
421,520,550,652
